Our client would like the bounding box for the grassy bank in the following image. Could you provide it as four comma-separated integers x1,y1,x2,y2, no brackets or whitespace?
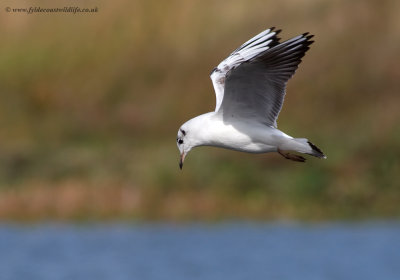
0,0,399,221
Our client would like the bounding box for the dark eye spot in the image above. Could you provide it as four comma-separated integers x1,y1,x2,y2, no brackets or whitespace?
180,129,186,136
178,139,183,144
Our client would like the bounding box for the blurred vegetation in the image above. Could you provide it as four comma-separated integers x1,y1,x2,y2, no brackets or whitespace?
0,0,399,221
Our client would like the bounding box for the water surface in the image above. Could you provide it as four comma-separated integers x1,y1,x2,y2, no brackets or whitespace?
0,222,399,280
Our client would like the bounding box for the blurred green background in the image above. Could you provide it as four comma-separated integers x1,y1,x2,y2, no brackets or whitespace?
0,0,399,221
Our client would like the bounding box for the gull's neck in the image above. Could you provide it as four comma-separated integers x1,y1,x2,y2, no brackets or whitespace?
185,112,221,147
185,112,251,151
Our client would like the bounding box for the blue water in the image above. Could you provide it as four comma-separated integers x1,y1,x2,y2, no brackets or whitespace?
0,222,399,280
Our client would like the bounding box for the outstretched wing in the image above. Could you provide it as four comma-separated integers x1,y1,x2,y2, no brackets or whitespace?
210,27,281,113
210,28,313,127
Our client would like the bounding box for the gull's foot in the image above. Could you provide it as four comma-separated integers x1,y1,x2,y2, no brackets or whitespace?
277,148,306,162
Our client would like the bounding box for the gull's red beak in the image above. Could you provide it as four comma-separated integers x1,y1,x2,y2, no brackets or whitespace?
179,153,185,170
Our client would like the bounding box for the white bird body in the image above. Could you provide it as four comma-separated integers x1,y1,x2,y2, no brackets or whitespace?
177,28,326,169
183,112,293,153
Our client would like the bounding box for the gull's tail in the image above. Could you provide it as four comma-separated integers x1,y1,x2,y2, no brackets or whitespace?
305,140,326,159
278,138,326,162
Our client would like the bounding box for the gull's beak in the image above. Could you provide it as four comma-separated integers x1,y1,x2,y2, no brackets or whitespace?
179,152,185,170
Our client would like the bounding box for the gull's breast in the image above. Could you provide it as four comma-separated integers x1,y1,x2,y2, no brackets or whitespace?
203,117,278,153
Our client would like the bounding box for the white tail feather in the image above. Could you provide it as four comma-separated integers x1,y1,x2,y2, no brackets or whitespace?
280,138,326,159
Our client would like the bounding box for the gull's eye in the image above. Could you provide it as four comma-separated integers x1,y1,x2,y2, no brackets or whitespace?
178,139,184,145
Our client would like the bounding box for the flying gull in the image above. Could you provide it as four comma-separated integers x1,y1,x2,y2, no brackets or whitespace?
177,27,326,169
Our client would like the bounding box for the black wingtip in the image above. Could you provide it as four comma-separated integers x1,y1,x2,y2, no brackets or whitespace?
269,27,282,36
304,34,315,45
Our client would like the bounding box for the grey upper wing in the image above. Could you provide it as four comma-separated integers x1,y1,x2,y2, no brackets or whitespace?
218,33,314,127
210,28,281,112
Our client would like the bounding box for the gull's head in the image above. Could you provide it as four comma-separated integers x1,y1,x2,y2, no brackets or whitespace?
176,126,193,170
177,113,211,170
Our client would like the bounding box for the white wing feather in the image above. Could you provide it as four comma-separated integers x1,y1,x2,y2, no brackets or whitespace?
210,28,313,127
210,28,279,112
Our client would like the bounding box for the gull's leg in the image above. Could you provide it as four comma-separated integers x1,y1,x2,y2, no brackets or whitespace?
277,148,306,162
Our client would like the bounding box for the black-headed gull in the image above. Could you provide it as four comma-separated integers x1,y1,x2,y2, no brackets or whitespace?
177,27,326,169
